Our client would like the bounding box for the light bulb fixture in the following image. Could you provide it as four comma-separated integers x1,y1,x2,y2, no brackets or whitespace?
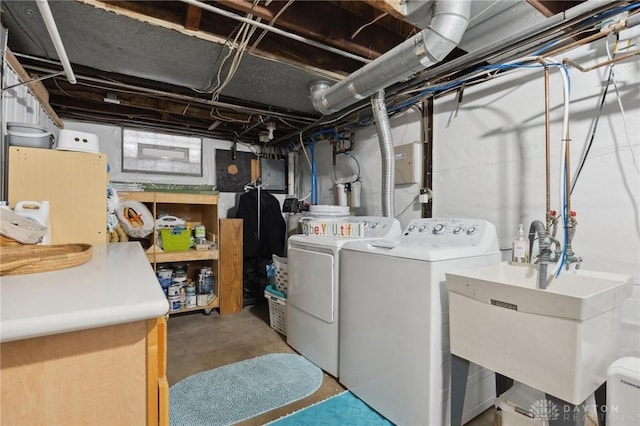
259,131,270,143
266,122,276,140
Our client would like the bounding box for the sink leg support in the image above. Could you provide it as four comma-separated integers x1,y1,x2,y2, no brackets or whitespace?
496,373,514,396
451,355,470,426
546,393,586,426
594,382,606,426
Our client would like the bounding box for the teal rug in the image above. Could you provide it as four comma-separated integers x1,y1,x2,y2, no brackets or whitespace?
170,353,323,426
267,390,394,425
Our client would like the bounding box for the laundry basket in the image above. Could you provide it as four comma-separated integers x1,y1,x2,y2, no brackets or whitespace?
264,285,287,335
272,255,288,295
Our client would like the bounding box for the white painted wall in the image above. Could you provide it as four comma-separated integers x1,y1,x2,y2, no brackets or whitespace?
296,106,424,229
61,121,286,218
304,27,639,358
431,30,640,358
63,121,252,217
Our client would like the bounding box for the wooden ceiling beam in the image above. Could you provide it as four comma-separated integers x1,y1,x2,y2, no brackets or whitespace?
361,0,406,20
45,86,254,123
185,5,202,30
218,0,277,21
6,49,64,128
527,0,584,18
215,0,406,59
52,103,215,132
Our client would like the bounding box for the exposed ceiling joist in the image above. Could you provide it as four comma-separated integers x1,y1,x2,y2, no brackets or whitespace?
3,0,627,144
184,4,202,30
362,0,407,20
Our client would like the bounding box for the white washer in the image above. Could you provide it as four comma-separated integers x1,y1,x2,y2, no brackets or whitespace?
287,216,401,377
339,218,501,426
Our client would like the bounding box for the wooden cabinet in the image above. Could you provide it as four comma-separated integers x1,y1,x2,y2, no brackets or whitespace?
1,317,168,426
8,147,107,244
119,191,243,315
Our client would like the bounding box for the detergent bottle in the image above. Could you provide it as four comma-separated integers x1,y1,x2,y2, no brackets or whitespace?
511,223,529,264
14,201,51,244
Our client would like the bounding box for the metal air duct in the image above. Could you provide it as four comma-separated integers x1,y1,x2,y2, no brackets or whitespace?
371,90,395,218
310,0,471,115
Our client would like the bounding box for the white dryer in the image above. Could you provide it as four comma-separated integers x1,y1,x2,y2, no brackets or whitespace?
339,218,501,426
287,215,401,377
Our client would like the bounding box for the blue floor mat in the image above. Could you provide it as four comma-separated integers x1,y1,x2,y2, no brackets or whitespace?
170,353,322,426
268,390,394,425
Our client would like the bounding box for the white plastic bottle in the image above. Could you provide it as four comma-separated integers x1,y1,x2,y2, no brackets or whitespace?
511,223,529,264
14,201,51,244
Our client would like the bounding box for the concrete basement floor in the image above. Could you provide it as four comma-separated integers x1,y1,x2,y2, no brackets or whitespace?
166,302,498,426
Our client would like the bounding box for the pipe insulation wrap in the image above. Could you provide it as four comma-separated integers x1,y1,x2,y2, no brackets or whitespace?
371,90,395,218
311,0,471,115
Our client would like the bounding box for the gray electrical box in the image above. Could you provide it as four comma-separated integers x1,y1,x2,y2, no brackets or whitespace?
260,158,286,191
395,142,421,185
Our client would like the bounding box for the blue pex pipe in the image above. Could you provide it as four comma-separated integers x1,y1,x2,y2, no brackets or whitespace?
308,142,318,205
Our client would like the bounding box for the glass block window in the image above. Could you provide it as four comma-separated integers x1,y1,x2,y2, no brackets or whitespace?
122,129,202,176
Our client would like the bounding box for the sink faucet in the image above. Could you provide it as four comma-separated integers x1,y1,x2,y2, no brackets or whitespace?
563,211,583,270
528,220,551,289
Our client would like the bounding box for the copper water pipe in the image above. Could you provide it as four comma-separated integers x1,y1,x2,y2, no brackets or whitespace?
563,50,639,72
544,21,626,57
544,65,551,232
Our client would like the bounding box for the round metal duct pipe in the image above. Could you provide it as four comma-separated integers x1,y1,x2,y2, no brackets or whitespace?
371,90,395,218
311,0,471,115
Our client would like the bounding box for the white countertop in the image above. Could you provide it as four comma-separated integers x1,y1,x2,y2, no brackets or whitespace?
1,242,169,343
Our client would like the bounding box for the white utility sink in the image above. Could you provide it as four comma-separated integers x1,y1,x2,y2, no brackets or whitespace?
446,261,631,405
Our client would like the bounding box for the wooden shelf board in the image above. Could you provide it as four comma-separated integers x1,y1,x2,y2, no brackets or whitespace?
168,296,218,315
155,192,218,205
118,191,156,203
150,249,219,263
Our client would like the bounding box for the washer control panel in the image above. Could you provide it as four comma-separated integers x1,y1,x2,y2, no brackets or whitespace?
355,216,401,239
401,218,494,246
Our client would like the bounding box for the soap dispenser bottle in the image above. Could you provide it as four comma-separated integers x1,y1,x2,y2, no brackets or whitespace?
512,224,529,264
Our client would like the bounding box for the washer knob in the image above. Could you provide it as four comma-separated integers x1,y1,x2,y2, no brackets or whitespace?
419,225,427,232
408,225,416,232
453,226,462,234
371,222,379,229
467,226,477,235
433,224,445,234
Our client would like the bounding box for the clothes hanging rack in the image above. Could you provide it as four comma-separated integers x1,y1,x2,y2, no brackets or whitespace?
244,179,263,241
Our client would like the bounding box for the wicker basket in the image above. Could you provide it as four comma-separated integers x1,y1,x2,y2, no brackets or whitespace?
264,285,286,335
272,255,288,295
0,243,93,276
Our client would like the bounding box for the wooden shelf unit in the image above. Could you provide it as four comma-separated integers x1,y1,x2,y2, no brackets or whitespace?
119,191,242,315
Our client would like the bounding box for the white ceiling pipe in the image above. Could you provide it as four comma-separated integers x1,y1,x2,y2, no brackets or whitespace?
311,0,471,115
35,0,76,84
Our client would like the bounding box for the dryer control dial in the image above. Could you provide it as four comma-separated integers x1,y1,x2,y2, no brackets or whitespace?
467,226,477,235
418,225,427,232
453,226,463,234
433,224,446,234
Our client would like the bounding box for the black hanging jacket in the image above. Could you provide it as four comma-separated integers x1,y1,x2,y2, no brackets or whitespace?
236,189,286,258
